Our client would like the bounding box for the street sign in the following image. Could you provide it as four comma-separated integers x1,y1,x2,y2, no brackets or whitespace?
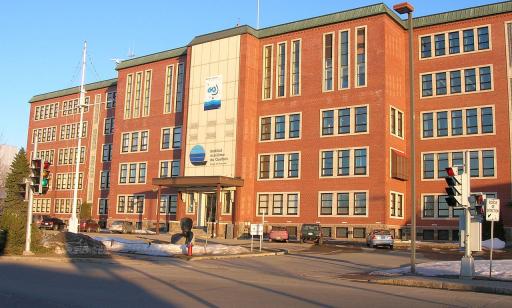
250,224,263,236
485,198,500,222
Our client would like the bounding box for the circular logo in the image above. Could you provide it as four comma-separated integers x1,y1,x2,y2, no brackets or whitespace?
190,145,207,166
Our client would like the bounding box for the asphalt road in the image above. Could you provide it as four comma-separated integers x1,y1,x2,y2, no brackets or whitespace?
0,246,510,308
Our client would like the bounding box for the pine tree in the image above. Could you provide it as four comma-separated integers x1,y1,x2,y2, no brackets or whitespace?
0,148,30,254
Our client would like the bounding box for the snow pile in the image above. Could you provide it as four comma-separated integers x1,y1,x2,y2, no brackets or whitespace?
133,229,157,235
93,237,249,256
371,260,512,281
482,238,506,250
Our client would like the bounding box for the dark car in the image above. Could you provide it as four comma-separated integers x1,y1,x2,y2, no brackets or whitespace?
80,219,100,233
301,224,323,244
39,216,66,231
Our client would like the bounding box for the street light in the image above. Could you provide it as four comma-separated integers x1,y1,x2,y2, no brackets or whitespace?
393,2,416,274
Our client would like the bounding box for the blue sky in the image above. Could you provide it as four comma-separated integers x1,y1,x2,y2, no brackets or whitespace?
0,0,500,148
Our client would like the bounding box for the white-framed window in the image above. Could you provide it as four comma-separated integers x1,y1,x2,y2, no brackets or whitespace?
420,65,493,98
339,29,350,89
102,144,112,162
419,25,490,60
32,198,51,213
290,39,301,96
259,113,301,142
55,173,83,190
355,26,367,87
323,32,334,92
121,130,149,153
98,198,108,215
421,193,496,219
164,64,175,113
124,73,133,119
34,149,55,165
57,147,85,165
62,97,89,116
318,191,368,217
422,149,496,180
159,194,178,215
319,147,368,178
390,107,404,138
142,69,152,117
175,62,185,113
421,106,494,139
262,44,273,100
159,160,180,177
106,92,116,109
55,198,81,214
32,127,57,143
320,105,368,136
117,195,145,214
258,152,300,180
256,192,299,216
104,117,114,135
161,127,182,149
390,191,404,218
34,102,59,120
100,170,110,190
133,71,143,118
119,162,147,184
59,122,87,140
276,41,287,98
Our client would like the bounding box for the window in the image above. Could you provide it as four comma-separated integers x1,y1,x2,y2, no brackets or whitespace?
99,199,108,215
161,127,181,149
160,195,178,214
421,36,432,58
339,30,349,89
477,26,489,50
291,40,301,96
175,63,185,112
422,74,433,97
160,160,180,177
323,33,333,91
117,195,144,214
119,163,147,184
355,106,367,133
481,107,493,133
321,106,368,136
336,227,348,238
102,144,112,162
33,127,57,143
390,192,404,218
263,45,273,99
423,195,435,217
436,111,448,137
356,27,366,87
422,113,433,138
57,147,84,165
55,173,83,190
133,72,143,117
121,130,148,153
164,65,174,113
322,110,334,135
338,108,350,134
479,66,491,90
353,192,366,215
321,147,368,177
257,193,299,216
259,152,300,180
450,71,461,93
142,70,152,117
32,199,51,213
391,149,408,180
422,149,495,179
275,115,285,139
320,191,367,216
353,228,366,239
463,29,475,52
260,117,271,140
423,230,435,241
106,92,116,109
320,193,332,215
482,150,495,177
451,110,463,135
289,114,300,138
354,149,367,175
337,193,349,215
437,153,448,178
423,153,435,179
260,113,301,141
62,98,88,116
59,122,87,140
100,171,110,189
277,42,286,97
104,118,114,135
436,72,447,95
465,68,476,92
321,151,333,176
390,107,404,138
422,106,494,138
35,149,55,165
434,34,445,56
337,150,350,176
55,199,81,214
448,32,460,54
34,102,59,120
466,108,478,134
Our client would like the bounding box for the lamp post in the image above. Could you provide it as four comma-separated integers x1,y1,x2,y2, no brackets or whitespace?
393,2,416,274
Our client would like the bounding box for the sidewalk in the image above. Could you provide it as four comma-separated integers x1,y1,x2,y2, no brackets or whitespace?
369,275,512,296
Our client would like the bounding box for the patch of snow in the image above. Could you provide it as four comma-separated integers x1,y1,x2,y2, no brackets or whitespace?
93,236,249,256
133,229,157,235
482,238,506,250
371,260,512,281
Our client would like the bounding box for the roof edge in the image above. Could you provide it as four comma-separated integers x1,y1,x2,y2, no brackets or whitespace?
29,78,117,103
115,46,187,70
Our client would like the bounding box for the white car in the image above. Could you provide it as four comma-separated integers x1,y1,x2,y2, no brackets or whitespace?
109,221,133,234
366,229,394,249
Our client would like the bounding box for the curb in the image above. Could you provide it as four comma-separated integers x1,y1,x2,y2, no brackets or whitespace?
369,276,512,296
175,249,287,261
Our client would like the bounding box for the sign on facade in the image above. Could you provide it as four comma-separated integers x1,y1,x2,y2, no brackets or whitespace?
250,224,263,236
204,75,222,111
485,198,500,222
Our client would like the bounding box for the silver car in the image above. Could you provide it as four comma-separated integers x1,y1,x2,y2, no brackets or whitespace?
109,221,133,234
366,229,394,249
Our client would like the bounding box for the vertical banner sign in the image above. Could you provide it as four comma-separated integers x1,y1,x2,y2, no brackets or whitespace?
204,75,222,111
485,198,500,278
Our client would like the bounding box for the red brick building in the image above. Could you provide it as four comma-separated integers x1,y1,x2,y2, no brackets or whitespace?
27,2,512,241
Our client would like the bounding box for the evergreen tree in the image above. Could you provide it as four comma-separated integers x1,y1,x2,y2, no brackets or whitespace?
0,148,30,254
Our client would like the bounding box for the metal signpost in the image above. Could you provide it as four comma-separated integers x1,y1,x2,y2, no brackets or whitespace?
250,223,263,252
485,198,500,278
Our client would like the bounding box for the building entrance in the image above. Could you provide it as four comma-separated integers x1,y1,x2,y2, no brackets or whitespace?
204,193,217,225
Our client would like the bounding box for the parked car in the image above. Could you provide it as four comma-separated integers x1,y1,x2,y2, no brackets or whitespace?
366,229,394,249
300,224,323,244
80,219,100,233
109,221,133,234
268,226,289,242
39,216,66,231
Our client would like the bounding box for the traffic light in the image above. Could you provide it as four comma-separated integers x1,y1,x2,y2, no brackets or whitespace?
473,193,485,216
41,161,51,194
444,166,469,207
30,158,42,194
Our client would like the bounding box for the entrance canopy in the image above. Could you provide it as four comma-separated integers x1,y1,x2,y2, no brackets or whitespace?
152,176,244,188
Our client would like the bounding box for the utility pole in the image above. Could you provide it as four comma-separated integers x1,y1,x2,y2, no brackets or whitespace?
69,41,87,234
23,140,37,255
460,151,474,279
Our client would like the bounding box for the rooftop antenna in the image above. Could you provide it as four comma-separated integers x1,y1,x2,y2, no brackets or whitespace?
236,17,240,27
127,45,135,58
257,0,260,29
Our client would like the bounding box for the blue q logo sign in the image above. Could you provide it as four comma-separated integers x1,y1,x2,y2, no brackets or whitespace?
204,76,222,111
190,145,207,166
